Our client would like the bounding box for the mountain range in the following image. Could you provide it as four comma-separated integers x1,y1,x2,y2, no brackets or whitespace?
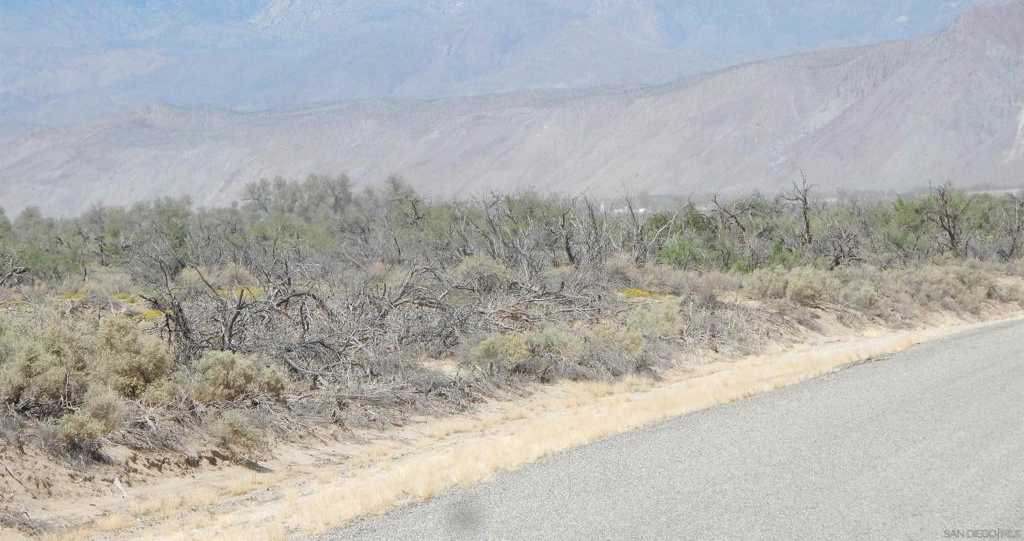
1,0,977,129
2,0,1022,215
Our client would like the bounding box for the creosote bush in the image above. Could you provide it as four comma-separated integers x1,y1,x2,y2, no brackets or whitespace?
60,387,126,447
744,267,837,307
209,410,268,454
744,269,789,301
0,310,175,449
626,301,682,338
194,351,285,403
96,315,172,399
0,317,92,414
784,267,837,307
468,320,652,381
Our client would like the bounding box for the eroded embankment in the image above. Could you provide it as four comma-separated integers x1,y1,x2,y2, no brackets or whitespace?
15,310,1019,541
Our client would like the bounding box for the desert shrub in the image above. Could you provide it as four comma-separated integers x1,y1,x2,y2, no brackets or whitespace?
575,322,649,379
516,326,587,379
675,298,770,354
583,322,645,358
0,318,92,414
524,326,582,358
209,409,267,453
657,235,709,268
626,301,681,338
0,317,11,365
744,268,788,300
95,315,172,399
467,322,652,381
604,254,640,285
840,281,881,312
138,377,184,408
608,258,739,304
743,267,836,307
468,333,529,370
992,280,1024,304
60,387,126,446
1007,260,1024,278
785,267,836,306
7,179,1024,464
468,326,582,375
900,265,990,313
653,269,734,306
194,351,285,403
698,271,743,294
452,255,513,293
828,265,914,323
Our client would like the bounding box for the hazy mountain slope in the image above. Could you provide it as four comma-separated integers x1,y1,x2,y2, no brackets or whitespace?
1,2,1021,215
797,1,1024,187
0,0,977,128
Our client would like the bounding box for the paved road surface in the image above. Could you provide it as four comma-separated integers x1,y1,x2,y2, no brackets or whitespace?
328,320,1024,540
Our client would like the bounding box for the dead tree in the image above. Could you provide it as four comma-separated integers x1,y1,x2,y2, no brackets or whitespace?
625,198,674,266
997,195,1024,261
821,220,861,270
558,199,578,266
925,183,973,257
0,256,27,287
579,198,612,267
781,171,815,247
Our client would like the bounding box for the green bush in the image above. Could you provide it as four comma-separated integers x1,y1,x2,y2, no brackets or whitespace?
0,319,92,413
467,323,650,380
523,326,583,359
840,281,881,311
744,269,788,300
583,321,645,358
900,265,991,313
744,267,836,307
60,387,126,446
469,333,528,369
657,235,708,269
626,301,681,338
210,409,267,453
785,267,836,306
194,351,285,403
96,315,172,399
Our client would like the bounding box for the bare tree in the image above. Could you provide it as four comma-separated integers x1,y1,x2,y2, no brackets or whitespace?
997,194,1024,261
624,197,675,266
925,183,973,256
0,255,27,288
781,171,815,247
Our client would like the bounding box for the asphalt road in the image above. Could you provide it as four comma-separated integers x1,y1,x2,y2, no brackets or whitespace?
327,320,1024,540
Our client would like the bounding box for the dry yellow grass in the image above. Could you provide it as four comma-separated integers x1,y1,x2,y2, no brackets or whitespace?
281,332,928,534
93,514,131,532
93,316,1015,541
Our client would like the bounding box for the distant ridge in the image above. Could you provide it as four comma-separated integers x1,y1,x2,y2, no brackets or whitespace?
1,2,1022,215
0,0,977,127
